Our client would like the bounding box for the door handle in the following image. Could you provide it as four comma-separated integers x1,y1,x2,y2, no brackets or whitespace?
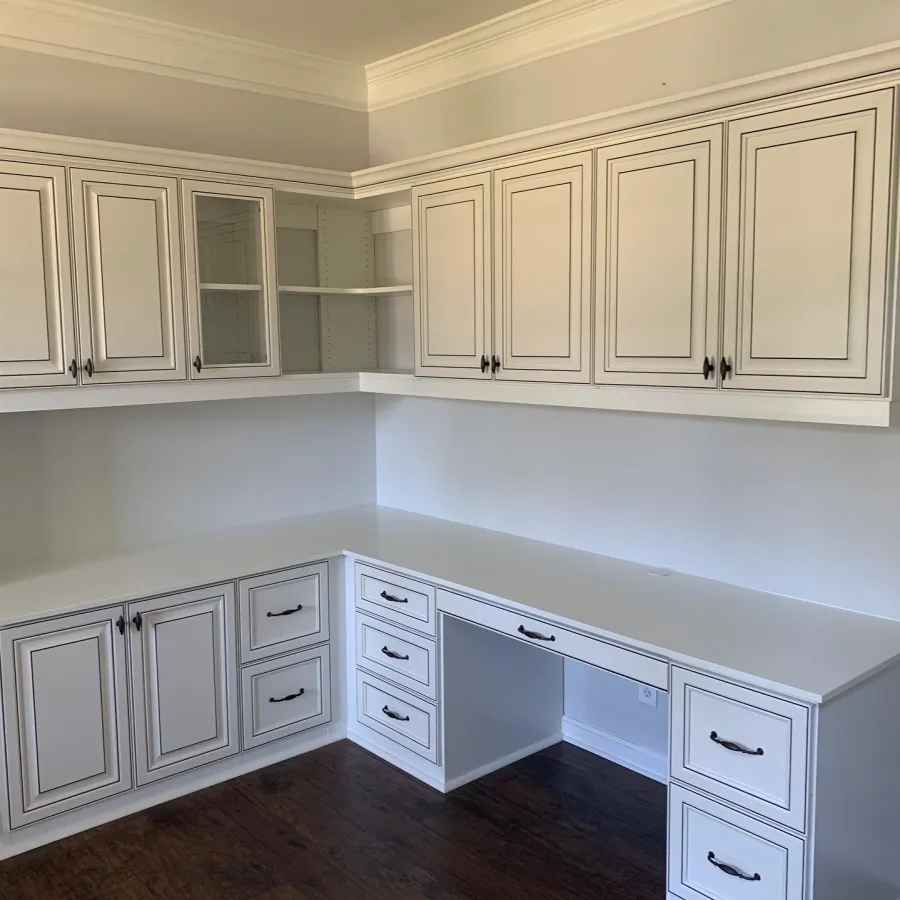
132,612,142,632
193,356,202,373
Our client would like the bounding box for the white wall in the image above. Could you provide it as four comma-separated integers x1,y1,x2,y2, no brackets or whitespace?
0,414,44,575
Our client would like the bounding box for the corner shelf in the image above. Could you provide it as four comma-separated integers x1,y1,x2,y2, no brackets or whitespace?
278,285,413,296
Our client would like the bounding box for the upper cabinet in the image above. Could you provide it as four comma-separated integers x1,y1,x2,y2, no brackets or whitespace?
722,90,894,394
182,181,280,379
413,173,492,378
595,126,723,388
0,162,76,389
70,169,186,384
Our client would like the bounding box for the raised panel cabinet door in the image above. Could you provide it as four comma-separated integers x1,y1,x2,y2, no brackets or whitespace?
0,607,132,828
128,585,238,785
0,163,77,389
181,181,280,379
412,173,492,378
722,89,894,394
494,152,592,383
70,170,186,384
595,126,723,387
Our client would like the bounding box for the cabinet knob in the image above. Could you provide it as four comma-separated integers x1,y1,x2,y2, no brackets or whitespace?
702,357,714,380
84,359,94,378
132,612,143,632
480,355,489,374
193,356,202,374
116,615,125,636
68,359,78,380
719,357,733,380
491,355,501,375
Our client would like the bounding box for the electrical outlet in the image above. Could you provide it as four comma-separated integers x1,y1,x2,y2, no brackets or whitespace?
638,685,658,707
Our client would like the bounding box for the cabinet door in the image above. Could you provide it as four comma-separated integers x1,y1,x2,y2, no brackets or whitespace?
493,153,592,383
182,181,280,379
70,170,186,384
722,90,894,394
129,585,238,785
0,608,131,828
0,162,76,389
595,126,723,387
412,173,491,378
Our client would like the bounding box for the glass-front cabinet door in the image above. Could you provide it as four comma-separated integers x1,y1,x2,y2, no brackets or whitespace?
181,181,280,378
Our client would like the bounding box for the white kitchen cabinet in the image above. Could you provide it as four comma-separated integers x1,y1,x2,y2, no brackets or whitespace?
182,181,280,379
70,169,186,384
0,162,77,389
595,126,723,388
493,153,592,383
412,173,492,378
0,608,132,828
722,89,894,394
128,584,238,786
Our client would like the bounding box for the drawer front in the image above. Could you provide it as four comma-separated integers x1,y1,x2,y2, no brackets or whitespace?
239,563,329,663
356,614,438,700
437,589,668,690
355,670,438,763
669,784,805,900
356,563,436,636
671,668,809,832
241,646,331,750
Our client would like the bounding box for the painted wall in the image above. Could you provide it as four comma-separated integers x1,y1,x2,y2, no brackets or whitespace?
0,414,43,575
369,0,900,164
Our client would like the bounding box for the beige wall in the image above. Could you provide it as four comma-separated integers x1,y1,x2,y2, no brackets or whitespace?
0,47,369,170
369,0,900,165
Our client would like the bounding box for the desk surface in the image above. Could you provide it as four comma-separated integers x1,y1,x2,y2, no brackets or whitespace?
1,505,898,703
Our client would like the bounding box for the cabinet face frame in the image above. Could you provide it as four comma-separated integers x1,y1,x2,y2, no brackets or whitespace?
0,607,132,828
722,89,894,395
493,152,593,383
594,126,723,388
412,173,492,379
0,162,77,389
181,180,281,379
70,169,186,384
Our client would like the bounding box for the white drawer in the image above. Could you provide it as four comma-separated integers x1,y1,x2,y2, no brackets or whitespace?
437,589,668,690
671,668,809,832
239,563,329,663
355,670,439,763
356,563,436,636
356,614,438,701
241,646,331,750
669,784,805,900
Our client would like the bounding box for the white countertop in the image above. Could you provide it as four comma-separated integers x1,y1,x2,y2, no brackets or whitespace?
1,505,897,704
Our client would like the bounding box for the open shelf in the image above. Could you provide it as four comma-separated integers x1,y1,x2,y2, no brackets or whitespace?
278,285,413,296
200,283,264,291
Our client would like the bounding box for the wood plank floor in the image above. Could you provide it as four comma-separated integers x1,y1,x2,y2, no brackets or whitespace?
0,741,667,900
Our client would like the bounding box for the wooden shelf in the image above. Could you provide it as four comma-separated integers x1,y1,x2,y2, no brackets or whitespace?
278,285,413,296
199,283,264,291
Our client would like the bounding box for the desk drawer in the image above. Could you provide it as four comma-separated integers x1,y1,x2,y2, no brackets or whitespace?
356,614,438,700
437,589,668,690
671,668,809,832
669,784,805,900
356,564,436,636
355,671,438,763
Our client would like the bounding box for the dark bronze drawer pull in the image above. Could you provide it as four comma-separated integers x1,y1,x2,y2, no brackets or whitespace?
270,688,305,703
517,625,556,642
382,646,410,661
380,590,408,604
266,604,303,618
707,852,760,881
382,705,410,722
710,731,764,756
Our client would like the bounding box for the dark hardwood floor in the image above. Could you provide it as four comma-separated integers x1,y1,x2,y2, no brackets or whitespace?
0,740,667,900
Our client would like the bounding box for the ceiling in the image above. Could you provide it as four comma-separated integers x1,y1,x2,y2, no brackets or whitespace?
81,0,539,63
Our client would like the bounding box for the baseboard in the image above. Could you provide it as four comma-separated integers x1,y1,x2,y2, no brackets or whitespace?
347,728,446,792
443,732,562,792
562,716,668,784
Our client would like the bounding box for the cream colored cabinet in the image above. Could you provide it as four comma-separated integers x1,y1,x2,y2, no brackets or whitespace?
0,162,77,389
0,608,132,828
182,181,280,379
70,169,186,384
722,90,894,394
493,153,592,383
594,126,723,388
412,173,492,378
128,585,238,786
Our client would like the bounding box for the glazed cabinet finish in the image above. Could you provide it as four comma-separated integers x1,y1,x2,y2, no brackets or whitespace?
722,90,894,394
70,169,186,384
0,608,132,828
0,162,76,389
493,153,593,383
412,173,492,378
595,126,723,388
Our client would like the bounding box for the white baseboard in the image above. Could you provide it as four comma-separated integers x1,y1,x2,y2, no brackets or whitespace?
562,716,668,784
443,732,562,792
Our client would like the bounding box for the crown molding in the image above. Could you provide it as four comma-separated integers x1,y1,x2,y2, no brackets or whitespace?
366,0,738,110
0,0,368,110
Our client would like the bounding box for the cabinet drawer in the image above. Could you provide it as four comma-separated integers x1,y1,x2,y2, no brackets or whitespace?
356,671,438,763
356,563,436,636
671,668,809,832
356,614,437,700
669,784,805,900
437,589,667,690
241,646,331,750
239,563,329,663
